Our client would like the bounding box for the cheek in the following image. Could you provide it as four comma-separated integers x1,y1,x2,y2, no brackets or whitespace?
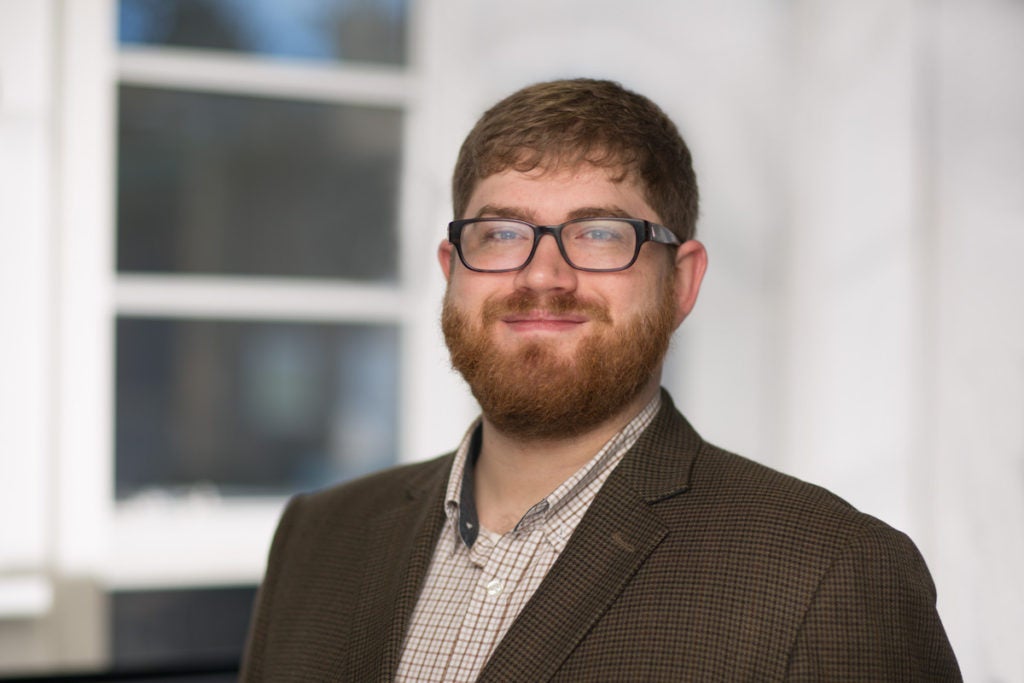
589,275,651,317
609,276,672,323
613,302,649,330
445,272,505,315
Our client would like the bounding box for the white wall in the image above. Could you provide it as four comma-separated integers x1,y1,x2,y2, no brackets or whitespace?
411,1,1024,680
928,2,1024,678
0,0,56,608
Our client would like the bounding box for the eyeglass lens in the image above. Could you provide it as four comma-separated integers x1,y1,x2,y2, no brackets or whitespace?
460,219,637,271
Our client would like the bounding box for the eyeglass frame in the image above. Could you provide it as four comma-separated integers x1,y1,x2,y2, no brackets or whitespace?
447,216,682,273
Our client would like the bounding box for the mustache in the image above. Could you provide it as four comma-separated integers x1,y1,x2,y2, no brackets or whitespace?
481,290,612,325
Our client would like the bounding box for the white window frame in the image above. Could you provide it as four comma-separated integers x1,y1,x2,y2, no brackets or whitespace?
0,0,58,619
54,0,451,590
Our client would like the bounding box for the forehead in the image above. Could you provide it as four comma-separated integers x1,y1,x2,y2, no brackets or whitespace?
463,165,659,224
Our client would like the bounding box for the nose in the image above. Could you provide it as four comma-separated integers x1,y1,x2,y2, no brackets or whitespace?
513,234,578,293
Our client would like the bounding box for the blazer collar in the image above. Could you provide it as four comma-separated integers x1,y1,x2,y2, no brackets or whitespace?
613,388,701,502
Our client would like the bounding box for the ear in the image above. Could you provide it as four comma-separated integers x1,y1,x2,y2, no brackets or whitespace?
672,240,708,327
438,239,455,281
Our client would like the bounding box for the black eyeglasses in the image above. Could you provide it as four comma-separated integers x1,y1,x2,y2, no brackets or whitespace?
448,217,681,273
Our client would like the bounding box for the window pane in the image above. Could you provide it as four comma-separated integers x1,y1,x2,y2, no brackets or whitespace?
118,0,408,65
115,317,398,498
117,85,402,280
112,586,254,673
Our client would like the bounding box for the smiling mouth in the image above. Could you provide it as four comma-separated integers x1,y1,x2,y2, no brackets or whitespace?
501,311,589,333
482,291,613,328
503,311,589,325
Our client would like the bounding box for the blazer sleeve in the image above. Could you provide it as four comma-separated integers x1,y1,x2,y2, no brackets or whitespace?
239,493,305,682
785,521,961,681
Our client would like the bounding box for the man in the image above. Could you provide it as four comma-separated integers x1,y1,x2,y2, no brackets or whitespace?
241,79,960,681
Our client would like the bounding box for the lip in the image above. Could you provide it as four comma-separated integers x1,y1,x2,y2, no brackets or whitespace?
501,310,588,332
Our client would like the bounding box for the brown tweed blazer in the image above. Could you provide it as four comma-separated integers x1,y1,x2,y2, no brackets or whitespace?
241,392,960,681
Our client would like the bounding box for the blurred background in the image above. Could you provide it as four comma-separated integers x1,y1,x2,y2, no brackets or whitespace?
0,0,1021,680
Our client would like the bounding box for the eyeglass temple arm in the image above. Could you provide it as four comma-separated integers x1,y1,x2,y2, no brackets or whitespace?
649,222,681,245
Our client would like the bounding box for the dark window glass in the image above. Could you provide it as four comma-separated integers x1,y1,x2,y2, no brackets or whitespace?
118,0,408,65
117,85,402,280
112,586,255,674
115,317,398,498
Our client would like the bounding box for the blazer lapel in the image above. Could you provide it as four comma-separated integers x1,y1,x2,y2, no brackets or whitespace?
478,393,700,682
478,474,669,682
343,459,450,682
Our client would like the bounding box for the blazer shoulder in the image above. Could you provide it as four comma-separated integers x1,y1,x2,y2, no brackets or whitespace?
637,396,903,548
687,440,897,541
633,396,882,541
631,426,959,678
242,453,454,681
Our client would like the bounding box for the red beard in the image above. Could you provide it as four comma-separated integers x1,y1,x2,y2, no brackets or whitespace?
441,282,677,440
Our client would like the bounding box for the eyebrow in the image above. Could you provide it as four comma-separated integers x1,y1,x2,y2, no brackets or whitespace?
473,204,633,222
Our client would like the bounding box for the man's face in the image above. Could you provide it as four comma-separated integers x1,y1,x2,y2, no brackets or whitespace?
438,164,704,440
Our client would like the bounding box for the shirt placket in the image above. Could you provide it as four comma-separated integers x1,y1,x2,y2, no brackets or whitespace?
446,526,543,681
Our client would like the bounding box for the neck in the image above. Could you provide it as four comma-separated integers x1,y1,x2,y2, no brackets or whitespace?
473,377,660,534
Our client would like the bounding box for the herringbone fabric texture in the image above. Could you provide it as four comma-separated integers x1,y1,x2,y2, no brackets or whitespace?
241,391,961,681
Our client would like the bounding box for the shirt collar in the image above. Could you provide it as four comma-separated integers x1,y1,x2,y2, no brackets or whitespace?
457,426,483,547
443,420,480,550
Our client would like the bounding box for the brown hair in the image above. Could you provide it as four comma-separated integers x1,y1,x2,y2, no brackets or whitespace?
452,78,699,241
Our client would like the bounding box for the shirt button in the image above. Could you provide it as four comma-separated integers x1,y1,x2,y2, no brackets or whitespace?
486,579,503,596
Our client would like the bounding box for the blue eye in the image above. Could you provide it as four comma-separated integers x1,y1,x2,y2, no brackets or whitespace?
574,222,629,243
469,221,531,248
579,229,617,241
488,229,524,242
